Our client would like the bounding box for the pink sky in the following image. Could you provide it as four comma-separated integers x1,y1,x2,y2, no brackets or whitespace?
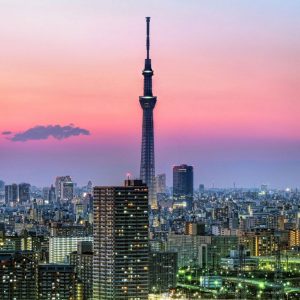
0,1,299,188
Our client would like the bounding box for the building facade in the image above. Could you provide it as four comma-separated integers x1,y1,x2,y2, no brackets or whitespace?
38,264,77,300
0,251,38,300
93,180,149,299
70,241,93,300
49,236,93,263
173,164,194,210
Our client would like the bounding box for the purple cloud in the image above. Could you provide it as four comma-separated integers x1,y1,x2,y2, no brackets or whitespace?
2,131,12,135
10,125,90,142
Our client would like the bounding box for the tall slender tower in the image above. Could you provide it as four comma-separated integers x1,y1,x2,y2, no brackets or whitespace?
140,17,157,208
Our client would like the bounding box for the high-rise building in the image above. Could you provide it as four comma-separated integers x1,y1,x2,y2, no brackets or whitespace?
93,179,149,299
55,176,72,201
61,180,74,201
0,180,5,200
155,173,167,194
0,251,38,300
70,241,93,300
5,183,18,205
139,17,157,208
38,264,77,300
18,183,31,203
87,180,93,194
0,180,4,190
173,164,194,210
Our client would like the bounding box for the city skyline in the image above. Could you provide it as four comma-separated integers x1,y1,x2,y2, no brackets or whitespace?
1,1,300,188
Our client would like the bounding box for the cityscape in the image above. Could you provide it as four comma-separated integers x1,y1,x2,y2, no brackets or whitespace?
1,1,300,300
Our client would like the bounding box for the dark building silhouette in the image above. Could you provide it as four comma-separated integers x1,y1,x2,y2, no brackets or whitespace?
38,264,77,300
0,251,38,299
0,180,5,198
70,241,93,300
18,183,31,203
48,184,56,203
93,180,149,299
139,17,157,208
5,183,18,205
173,164,194,210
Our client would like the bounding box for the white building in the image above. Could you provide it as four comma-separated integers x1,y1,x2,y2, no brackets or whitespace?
49,236,93,263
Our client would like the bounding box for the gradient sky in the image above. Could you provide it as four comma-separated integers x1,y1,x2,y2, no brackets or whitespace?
0,0,300,188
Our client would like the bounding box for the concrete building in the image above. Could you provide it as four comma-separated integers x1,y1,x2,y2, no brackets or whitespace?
93,179,149,299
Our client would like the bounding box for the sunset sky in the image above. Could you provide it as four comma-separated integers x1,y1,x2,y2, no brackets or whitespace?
0,0,299,188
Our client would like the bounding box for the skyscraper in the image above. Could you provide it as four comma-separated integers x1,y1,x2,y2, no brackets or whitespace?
155,173,167,194
5,183,18,205
93,180,149,299
18,183,31,203
61,180,74,201
139,17,157,208
55,176,73,202
173,164,194,210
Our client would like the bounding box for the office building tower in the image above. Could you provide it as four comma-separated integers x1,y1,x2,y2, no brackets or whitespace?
62,180,74,201
55,176,72,201
18,183,31,203
93,179,149,299
70,241,93,300
155,173,167,194
5,183,18,205
87,180,93,194
0,180,5,200
38,264,77,300
49,185,56,203
173,164,194,210
139,17,157,208
149,251,178,293
0,251,38,300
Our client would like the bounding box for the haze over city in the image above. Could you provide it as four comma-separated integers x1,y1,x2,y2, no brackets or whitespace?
1,0,299,188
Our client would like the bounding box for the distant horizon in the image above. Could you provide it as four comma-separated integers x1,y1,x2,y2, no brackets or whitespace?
0,174,297,191
1,1,299,189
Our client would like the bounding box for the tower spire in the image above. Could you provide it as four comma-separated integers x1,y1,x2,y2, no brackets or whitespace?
146,17,150,59
143,17,153,97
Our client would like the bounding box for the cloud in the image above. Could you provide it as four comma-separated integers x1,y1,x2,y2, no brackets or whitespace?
10,125,90,142
2,131,12,135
